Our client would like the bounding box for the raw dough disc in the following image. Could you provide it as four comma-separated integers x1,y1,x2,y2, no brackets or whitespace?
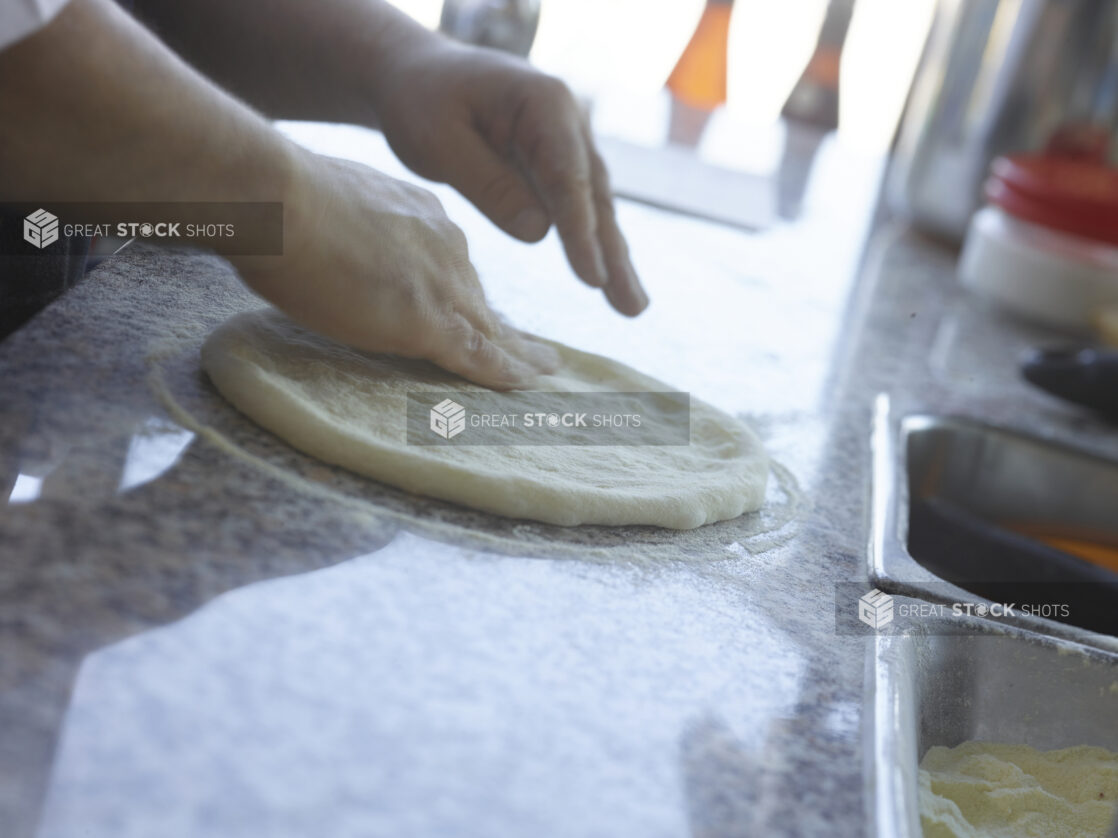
200,308,768,529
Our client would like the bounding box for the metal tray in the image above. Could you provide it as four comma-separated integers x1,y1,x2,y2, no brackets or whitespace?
868,395,1118,653
866,613,1118,837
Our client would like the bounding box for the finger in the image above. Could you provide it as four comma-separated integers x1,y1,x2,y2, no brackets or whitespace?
445,261,504,339
516,90,608,289
447,126,552,243
425,314,540,390
458,311,560,377
582,129,649,317
496,329,561,376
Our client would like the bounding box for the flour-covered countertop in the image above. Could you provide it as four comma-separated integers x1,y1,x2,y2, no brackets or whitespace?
4,125,1110,838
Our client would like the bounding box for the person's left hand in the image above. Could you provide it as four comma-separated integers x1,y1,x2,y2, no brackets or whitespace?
370,37,649,317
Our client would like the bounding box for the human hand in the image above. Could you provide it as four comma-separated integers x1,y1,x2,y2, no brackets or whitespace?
370,38,649,317
234,153,558,389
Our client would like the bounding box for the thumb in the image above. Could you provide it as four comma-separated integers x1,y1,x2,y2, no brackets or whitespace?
448,128,551,242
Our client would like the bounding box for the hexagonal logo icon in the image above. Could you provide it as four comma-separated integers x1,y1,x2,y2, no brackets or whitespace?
858,588,894,629
430,398,466,439
23,208,60,249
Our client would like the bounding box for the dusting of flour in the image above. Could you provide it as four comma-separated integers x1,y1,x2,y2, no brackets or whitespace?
146,308,805,563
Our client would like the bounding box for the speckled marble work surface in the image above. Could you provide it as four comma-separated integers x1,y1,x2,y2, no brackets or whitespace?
4,127,1116,838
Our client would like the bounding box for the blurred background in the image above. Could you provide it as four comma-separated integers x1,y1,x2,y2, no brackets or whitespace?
388,0,934,156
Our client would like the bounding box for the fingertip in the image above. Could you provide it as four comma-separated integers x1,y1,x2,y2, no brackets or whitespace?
492,356,541,390
606,257,649,315
604,276,650,317
630,273,650,314
509,207,551,242
617,298,649,318
629,287,651,316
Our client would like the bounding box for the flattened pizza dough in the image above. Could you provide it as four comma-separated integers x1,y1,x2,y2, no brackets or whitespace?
201,308,768,529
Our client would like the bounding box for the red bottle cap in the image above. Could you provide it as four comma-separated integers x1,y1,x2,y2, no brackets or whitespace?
984,154,1118,247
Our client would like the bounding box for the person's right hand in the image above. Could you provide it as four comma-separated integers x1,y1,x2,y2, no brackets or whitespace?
234,152,558,390
369,37,649,318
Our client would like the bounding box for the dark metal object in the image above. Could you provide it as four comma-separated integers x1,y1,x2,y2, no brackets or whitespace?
869,397,1118,652
1022,346,1118,422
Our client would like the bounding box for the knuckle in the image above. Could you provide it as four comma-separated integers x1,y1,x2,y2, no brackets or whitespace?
391,278,425,313
539,160,593,204
432,317,489,364
551,184,595,228
590,150,614,194
461,327,487,358
435,226,472,269
594,186,617,219
408,185,444,213
532,151,593,203
444,220,469,250
539,75,573,107
452,267,485,300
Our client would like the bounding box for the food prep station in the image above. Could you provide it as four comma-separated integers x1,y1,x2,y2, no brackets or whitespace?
3,123,1117,837
869,618,1118,838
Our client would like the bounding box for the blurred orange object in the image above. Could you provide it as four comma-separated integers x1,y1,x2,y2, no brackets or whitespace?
1095,306,1118,347
1006,523,1118,575
666,1,734,110
1035,535,1118,574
